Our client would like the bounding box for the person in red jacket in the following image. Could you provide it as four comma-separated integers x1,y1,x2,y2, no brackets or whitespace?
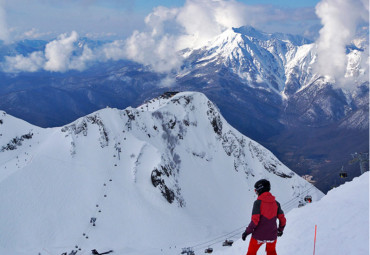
242,179,286,255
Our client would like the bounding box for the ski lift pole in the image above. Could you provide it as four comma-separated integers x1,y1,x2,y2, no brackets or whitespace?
313,225,317,255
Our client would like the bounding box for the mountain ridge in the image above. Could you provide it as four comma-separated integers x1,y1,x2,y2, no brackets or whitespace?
0,92,323,255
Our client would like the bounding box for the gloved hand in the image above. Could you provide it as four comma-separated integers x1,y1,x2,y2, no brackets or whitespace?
277,230,283,237
242,231,248,241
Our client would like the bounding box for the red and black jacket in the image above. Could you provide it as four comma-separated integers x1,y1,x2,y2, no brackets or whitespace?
245,192,286,241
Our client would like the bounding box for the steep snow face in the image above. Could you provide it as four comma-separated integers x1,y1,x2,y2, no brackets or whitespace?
284,43,318,96
186,27,300,93
285,40,369,97
0,92,323,255
211,172,369,255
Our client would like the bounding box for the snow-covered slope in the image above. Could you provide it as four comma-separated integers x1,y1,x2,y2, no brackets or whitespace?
0,92,324,255
211,172,369,255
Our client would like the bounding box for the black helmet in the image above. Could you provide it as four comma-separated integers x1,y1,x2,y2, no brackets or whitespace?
254,179,271,195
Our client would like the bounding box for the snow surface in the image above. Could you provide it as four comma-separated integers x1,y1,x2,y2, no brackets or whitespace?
211,172,369,255
0,92,324,255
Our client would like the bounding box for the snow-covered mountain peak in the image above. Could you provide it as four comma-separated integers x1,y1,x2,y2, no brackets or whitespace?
209,26,311,47
0,91,324,255
230,26,311,47
202,26,309,61
232,26,267,40
181,25,368,101
189,26,299,93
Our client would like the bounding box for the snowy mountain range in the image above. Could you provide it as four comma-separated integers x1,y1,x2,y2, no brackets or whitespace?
180,26,368,127
0,26,368,192
0,92,324,255
179,26,313,95
201,26,366,89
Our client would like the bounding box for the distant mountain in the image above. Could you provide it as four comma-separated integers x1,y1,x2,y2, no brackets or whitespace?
0,36,110,53
0,39,47,60
180,26,312,94
0,26,368,193
0,92,323,255
0,59,166,126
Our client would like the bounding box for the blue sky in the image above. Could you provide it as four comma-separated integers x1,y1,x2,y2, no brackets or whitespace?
1,0,322,41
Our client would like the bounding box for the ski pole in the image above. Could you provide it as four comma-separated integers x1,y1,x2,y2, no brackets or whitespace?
313,225,317,255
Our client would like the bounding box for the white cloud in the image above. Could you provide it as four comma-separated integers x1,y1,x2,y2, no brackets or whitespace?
122,6,183,73
101,40,126,61
176,0,248,49
124,30,183,73
21,28,53,39
2,30,130,73
3,51,44,72
44,31,79,72
23,28,40,38
123,0,253,73
3,31,98,73
144,6,179,37
315,0,369,83
69,45,96,71
159,76,176,88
